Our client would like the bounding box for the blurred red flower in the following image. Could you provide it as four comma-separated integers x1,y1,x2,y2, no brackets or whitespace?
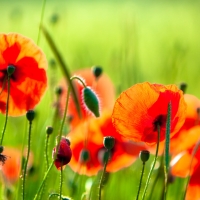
112,82,186,144
0,147,33,183
58,68,115,128
68,111,146,176
53,137,72,170
0,33,47,116
170,126,200,200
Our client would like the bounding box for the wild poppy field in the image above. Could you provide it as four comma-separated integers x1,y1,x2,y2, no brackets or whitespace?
1,0,200,200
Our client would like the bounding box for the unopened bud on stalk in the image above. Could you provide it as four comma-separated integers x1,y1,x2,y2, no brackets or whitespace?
92,66,103,79
139,150,150,163
82,87,100,117
26,110,35,122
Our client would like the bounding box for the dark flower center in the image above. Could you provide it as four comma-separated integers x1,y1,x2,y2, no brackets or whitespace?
153,115,166,131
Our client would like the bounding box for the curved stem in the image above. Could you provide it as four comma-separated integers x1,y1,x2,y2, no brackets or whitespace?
0,76,10,145
34,161,54,200
141,124,160,200
70,75,87,88
136,162,145,200
22,120,32,200
98,150,109,200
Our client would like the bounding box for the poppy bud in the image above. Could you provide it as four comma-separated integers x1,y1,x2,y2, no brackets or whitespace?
82,87,100,117
139,150,150,163
103,136,115,150
92,66,103,79
55,86,63,96
79,149,90,163
26,110,35,122
46,126,53,135
7,65,15,76
179,82,187,94
53,137,72,170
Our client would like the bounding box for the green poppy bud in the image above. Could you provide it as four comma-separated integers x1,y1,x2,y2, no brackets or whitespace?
82,87,100,117
139,150,150,163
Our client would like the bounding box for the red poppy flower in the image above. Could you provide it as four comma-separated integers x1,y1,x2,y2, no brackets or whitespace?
148,94,200,155
59,68,115,128
0,147,33,183
68,111,146,176
0,33,47,116
112,82,186,144
53,137,72,170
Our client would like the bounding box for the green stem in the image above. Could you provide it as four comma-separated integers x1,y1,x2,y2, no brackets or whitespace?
37,0,46,44
164,102,171,200
22,120,32,200
136,162,145,200
59,164,63,200
0,76,10,145
141,124,161,200
33,161,54,200
70,76,87,88
98,150,109,200
45,134,50,169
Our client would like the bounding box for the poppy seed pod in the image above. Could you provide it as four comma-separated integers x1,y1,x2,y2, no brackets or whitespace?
139,150,150,163
82,87,100,117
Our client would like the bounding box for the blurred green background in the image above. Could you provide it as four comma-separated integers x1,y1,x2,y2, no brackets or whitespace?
0,0,199,199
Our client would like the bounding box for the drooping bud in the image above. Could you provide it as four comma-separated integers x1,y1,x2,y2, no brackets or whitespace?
7,65,15,76
103,136,115,150
82,87,100,117
46,126,53,135
139,150,150,163
26,110,35,122
92,66,103,79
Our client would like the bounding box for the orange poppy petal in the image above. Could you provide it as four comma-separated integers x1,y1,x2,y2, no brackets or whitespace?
112,82,186,144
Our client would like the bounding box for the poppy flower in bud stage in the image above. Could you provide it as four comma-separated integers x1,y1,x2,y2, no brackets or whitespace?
53,137,72,170
68,111,146,176
0,33,47,116
0,147,33,183
58,68,115,128
112,82,186,144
